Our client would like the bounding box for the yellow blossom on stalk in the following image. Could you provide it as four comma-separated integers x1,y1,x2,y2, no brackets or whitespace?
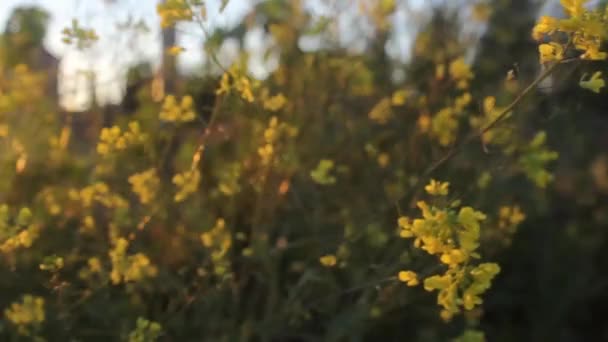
97,121,146,156
425,179,449,196
499,205,526,229
533,0,607,65
579,72,605,93
391,89,409,105
258,144,274,165
311,159,337,185
200,218,232,276
129,168,160,204
431,107,458,146
4,295,45,335
377,153,390,168
160,95,196,122
320,254,337,267
435,64,446,80
215,65,257,102
70,182,128,209
369,98,393,124
235,77,254,103
454,92,472,111
109,237,157,285
538,43,564,63
532,16,559,40
157,0,194,28
0,206,40,254
449,57,474,88
256,116,298,166
398,270,419,286
173,169,201,202
418,113,431,132
167,45,185,56
396,181,500,318
129,318,162,342
263,93,287,111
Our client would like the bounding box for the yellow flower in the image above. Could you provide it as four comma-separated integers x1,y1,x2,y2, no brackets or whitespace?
368,98,393,124
532,16,559,40
424,179,449,196
398,270,419,286
160,95,196,122
423,274,452,292
128,169,160,204
449,58,474,83
263,93,287,111
167,45,185,56
431,107,458,146
391,90,409,105
320,254,337,267
173,169,201,202
579,71,605,93
4,295,45,328
435,64,446,80
377,153,390,168
440,249,468,266
538,43,564,64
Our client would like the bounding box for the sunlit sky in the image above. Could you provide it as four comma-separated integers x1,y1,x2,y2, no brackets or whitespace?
0,0,465,111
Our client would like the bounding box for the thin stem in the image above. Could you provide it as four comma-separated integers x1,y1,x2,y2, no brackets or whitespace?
401,58,571,209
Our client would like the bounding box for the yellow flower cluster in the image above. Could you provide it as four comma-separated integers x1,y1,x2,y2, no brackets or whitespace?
498,205,526,229
167,45,185,56
494,205,526,246
4,295,45,335
368,98,393,124
129,168,160,205
39,255,64,272
0,65,46,111
310,159,337,185
79,257,103,281
319,254,337,267
97,122,146,156
424,179,449,196
538,42,564,64
0,206,39,253
398,270,419,286
173,168,201,203
448,57,474,89
0,225,39,254
263,93,288,112
397,180,500,320
216,66,255,103
533,0,607,62
216,162,242,196
469,96,512,145
201,218,232,276
428,59,475,146
157,0,194,28
69,182,128,209
431,107,459,146
109,237,158,285
160,95,196,123
129,318,162,342
258,116,298,166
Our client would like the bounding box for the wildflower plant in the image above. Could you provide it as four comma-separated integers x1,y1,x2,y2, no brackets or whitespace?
0,0,606,340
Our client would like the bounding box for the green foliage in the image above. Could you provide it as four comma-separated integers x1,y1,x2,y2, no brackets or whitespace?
0,0,607,341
